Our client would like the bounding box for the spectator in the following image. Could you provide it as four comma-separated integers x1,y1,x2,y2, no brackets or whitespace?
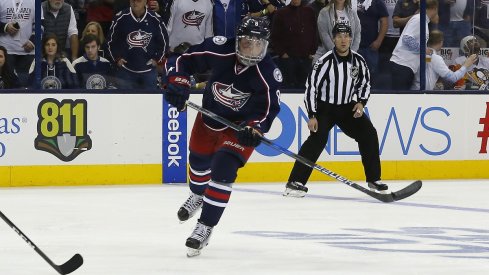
85,0,115,36
72,34,114,89
306,0,328,18
412,30,477,90
65,0,87,34
42,0,80,61
212,0,249,37
0,46,20,89
113,0,162,14
80,21,108,58
438,0,474,47
248,0,284,19
29,33,78,89
313,0,361,63
389,0,438,90
306,0,327,67
107,0,169,89
356,0,388,79
166,0,214,51
392,0,419,34
271,0,318,88
475,0,489,47
377,0,401,89
0,0,36,87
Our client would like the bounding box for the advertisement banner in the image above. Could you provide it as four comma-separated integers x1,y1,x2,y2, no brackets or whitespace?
187,94,489,162
162,100,187,183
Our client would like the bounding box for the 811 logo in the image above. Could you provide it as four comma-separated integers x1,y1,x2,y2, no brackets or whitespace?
35,99,92,161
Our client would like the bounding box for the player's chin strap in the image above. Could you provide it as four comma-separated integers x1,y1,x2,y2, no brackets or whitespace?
185,100,423,203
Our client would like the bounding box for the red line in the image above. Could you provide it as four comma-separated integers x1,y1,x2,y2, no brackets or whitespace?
205,188,230,201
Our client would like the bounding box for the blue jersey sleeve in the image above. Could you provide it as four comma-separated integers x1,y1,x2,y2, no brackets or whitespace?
165,36,235,76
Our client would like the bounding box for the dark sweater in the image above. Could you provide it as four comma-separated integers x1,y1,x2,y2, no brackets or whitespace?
271,4,318,58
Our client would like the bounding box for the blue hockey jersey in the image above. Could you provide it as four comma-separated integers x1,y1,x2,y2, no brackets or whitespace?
107,7,169,73
72,55,114,89
165,36,282,133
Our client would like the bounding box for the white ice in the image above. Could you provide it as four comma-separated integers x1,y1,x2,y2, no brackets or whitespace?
1,180,489,275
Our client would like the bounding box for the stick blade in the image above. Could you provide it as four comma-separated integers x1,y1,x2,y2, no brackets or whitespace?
392,180,423,202
57,254,83,274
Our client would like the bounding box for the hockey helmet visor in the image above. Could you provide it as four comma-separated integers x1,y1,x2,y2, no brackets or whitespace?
236,16,270,66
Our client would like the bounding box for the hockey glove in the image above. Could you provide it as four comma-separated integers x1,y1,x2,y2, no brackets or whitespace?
164,73,191,111
237,124,263,147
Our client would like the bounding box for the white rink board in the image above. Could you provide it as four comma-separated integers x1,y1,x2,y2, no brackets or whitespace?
0,94,163,165
1,93,488,166
189,94,489,162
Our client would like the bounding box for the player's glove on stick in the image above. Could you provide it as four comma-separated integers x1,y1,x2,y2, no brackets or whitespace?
237,124,263,147
164,72,191,111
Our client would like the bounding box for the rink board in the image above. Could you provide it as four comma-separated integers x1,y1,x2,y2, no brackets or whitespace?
0,93,488,186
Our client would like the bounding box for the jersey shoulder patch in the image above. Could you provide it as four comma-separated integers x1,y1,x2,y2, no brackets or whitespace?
212,36,227,45
273,68,283,82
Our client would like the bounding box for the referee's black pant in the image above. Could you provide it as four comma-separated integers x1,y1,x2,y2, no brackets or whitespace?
288,102,381,184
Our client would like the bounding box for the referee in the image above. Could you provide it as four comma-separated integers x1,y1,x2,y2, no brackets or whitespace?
283,22,387,198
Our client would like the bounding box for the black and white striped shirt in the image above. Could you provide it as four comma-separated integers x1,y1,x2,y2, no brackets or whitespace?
304,49,371,117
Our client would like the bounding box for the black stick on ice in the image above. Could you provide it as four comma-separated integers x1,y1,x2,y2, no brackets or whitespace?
0,210,83,274
185,100,422,203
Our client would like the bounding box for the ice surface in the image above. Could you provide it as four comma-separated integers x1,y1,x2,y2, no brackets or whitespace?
1,180,488,275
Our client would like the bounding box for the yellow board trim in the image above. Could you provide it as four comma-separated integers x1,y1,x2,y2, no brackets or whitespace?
0,164,161,187
1,160,488,187
236,160,489,182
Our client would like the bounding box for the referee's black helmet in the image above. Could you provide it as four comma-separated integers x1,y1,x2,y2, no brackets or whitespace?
332,23,352,37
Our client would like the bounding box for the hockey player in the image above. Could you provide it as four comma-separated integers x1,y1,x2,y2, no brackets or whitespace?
454,35,489,90
284,23,387,198
164,16,282,257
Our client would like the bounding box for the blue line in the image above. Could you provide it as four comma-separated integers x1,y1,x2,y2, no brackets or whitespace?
233,187,489,214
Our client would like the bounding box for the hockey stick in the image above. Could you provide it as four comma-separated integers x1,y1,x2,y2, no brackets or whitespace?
185,101,422,203
0,210,83,274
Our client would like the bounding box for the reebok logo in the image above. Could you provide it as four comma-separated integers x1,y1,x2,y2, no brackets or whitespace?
167,106,183,167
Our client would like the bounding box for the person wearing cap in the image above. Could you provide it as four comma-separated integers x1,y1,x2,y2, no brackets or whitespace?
283,22,388,198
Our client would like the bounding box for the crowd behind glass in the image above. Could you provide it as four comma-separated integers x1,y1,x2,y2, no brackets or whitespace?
0,0,487,91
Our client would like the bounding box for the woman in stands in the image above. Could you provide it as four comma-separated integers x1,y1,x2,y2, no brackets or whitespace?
0,46,20,89
29,33,78,89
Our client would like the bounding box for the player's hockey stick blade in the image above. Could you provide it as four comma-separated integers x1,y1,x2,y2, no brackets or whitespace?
56,254,84,274
0,210,83,274
391,180,423,202
185,101,422,203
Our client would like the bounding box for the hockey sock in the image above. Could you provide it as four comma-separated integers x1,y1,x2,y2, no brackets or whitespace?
200,151,241,227
188,152,212,195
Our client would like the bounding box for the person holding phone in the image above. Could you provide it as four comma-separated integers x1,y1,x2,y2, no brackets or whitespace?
0,0,36,87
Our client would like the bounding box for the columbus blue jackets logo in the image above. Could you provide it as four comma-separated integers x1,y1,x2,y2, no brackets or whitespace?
213,36,227,45
273,68,283,82
212,82,251,111
86,74,107,89
41,76,62,89
182,10,205,29
127,30,152,52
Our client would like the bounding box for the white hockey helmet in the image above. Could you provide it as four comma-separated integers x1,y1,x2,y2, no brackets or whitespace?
460,35,480,56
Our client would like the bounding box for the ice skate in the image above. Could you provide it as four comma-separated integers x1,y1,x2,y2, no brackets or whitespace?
186,221,213,257
367,181,389,194
283,181,308,198
177,192,203,223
